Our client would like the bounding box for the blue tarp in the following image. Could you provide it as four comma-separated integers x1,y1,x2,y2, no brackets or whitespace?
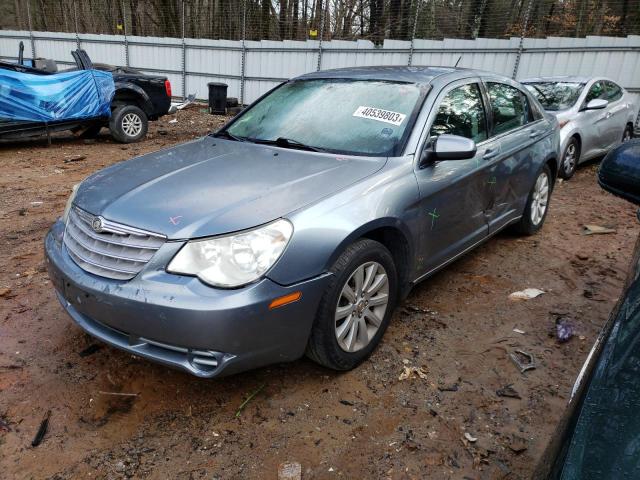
0,68,114,123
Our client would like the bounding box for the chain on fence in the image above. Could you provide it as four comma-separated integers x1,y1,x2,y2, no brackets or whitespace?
1,0,639,43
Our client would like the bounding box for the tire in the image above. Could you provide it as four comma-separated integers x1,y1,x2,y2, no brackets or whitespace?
559,137,580,179
622,124,634,143
513,164,553,236
109,105,148,143
306,239,398,370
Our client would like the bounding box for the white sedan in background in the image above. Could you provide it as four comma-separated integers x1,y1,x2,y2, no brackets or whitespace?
523,76,637,179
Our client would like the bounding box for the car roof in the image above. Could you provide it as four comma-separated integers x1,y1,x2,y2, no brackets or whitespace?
296,66,492,84
521,75,593,84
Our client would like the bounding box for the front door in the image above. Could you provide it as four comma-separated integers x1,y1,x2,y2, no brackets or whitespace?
413,79,494,275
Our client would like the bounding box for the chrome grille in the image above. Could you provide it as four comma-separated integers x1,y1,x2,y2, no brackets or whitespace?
64,206,166,280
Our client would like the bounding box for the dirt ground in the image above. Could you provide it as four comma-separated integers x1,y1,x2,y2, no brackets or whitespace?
1,108,638,480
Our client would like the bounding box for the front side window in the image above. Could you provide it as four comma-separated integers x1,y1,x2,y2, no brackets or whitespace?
429,83,487,143
606,81,623,102
225,79,425,156
487,82,528,135
524,82,584,111
585,81,607,103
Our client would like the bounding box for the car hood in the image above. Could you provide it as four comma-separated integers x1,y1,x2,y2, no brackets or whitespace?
74,137,386,239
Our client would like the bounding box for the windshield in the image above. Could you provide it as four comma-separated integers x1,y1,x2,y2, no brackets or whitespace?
524,82,585,111
224,79,425,156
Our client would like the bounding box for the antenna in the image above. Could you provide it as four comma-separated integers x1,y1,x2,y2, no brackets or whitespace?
454,55,462,67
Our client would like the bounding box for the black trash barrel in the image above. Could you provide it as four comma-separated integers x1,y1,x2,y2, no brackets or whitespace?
208,82,228,115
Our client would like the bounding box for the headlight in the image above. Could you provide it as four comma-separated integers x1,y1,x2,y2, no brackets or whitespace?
62,183,80,223
167,219,293,288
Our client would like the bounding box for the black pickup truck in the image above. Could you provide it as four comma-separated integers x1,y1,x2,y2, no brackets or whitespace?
0,46,172,143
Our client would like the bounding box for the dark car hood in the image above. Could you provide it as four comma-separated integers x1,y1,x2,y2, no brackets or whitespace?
74,137,386,239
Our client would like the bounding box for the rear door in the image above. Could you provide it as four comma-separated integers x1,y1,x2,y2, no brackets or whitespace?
413,78,497,275
604,81,629,147
483,81,547,233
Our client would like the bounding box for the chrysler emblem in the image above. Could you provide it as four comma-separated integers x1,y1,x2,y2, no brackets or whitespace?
91,216,104,233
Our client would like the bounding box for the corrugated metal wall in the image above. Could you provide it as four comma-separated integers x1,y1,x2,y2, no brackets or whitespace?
1,30,638,107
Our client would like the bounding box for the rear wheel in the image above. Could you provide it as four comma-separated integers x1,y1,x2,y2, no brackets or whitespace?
306,239,398,370
622,124,634,143
514,164,552,236
559,137,579,179
109,105,148,143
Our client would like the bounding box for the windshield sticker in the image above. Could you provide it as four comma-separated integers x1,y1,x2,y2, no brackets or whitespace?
353,106,406,126
380,127,393,136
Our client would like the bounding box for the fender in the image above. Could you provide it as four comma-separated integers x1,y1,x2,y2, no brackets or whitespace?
113,82,154,115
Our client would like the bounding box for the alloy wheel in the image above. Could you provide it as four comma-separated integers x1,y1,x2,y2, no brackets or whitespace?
530,172,549,226
564,143,577,175
335,261,389,353
122,113,143,137
623,128,632,143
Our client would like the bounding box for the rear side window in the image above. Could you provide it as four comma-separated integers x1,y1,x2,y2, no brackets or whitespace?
606,81,623,102
487,82,528,135
429,83,487,143
585,81,607,102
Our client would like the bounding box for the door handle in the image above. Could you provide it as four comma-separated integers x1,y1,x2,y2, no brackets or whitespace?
483,148,499,160
529,130,541,138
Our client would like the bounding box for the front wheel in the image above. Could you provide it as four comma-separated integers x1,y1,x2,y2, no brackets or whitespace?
559,137,579,179
622,124,634,143
306,239,398,370
109,105,148,143
513,164,552,236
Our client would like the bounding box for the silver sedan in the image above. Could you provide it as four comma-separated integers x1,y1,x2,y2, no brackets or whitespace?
523,76,637,179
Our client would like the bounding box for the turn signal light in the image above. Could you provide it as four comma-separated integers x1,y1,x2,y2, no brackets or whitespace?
269,291,302,310
165,80,172,98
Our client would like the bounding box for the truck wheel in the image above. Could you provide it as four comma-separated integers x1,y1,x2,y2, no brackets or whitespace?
110,105,148,143
306,239,398,370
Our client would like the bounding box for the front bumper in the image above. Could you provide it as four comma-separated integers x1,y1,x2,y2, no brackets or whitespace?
45,220,331,378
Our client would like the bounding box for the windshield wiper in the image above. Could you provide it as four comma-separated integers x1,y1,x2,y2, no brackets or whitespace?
253,137,324,152
211,130,246,142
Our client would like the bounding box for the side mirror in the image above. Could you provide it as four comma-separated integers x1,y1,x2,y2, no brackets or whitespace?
598,140,640,205
419,134,477,167
584,98,608,110
434,134,477,160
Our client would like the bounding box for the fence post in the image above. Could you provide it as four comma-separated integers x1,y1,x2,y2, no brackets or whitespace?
122,0,130,67
25,0,36,59
316,0,325,71
408,0,421,66
240,0,247,105
181,0,186,100
72,1,81,49
512,0,533,79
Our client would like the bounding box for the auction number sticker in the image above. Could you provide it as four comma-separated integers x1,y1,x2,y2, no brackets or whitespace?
353,106,406,126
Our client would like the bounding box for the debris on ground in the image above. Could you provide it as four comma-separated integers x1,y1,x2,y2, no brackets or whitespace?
509,288,545,300
464,432,477,443
556,318,575,343
31,410,51,447
0,287,12,298
98,391,139,397
496,384,522,399
507,435,529,454
235,384,266,418
398,365,428,381
0,415,10,433
510,350,536,373
513,328,526,334
78,344,103,357
582,224,617,235
278,461,302,480
63,154,87,163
